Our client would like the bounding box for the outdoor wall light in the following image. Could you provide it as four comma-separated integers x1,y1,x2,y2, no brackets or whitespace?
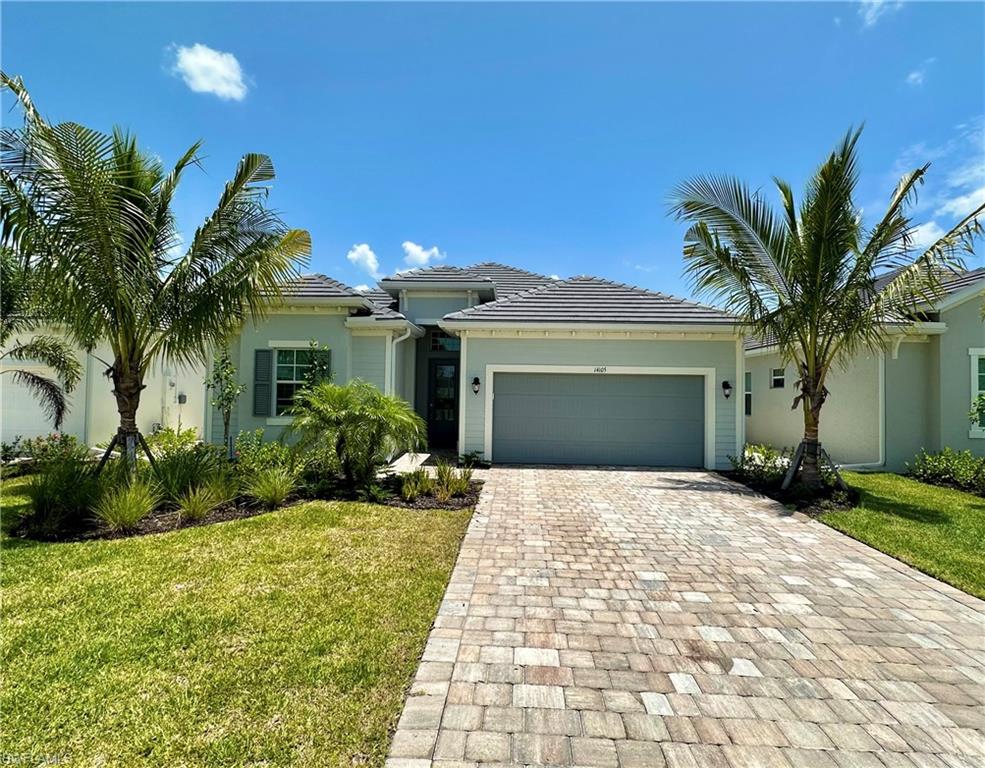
721,380,733,399
472,376,481,395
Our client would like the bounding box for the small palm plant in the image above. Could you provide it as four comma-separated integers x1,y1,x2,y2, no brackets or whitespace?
671,128,984,492
287,380,426,492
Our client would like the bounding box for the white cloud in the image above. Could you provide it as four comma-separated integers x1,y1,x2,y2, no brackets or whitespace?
905,58,936,87
401,241,446,268
346,243,382,280
354,284,370,293
936,185,985,218
909,221,946,248
171,43,248,101
833,16,842,27
858,0,903,28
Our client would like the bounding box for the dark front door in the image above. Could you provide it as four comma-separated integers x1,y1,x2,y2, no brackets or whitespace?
427,359,459,449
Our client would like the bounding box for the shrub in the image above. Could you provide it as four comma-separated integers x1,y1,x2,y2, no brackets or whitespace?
907,448,985,495
20,432,88,464
176,484,223,523
145,426,200,458
400,469,433,502
357,482,389,504
1,436,23,462
245,466,297,510
234,429,295,477
433,460,472,500
286,380,425,491
19,453,104,540
452,467,473,497
152,444,222,504
93,479,159,532
729,443,792,488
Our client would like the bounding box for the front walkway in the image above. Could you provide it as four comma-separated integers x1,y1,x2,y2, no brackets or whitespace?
388,468,985,768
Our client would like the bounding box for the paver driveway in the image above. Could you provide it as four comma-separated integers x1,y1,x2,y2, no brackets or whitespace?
388,468,985,768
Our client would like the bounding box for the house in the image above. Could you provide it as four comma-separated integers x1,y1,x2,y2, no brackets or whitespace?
209,263,745,469
0,329,207,445
744,267,985,471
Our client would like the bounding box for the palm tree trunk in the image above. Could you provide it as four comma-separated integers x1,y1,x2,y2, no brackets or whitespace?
798,366,827,492
111,363,146,470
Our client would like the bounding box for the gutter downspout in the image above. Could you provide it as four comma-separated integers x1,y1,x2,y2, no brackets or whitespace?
391,327,413,396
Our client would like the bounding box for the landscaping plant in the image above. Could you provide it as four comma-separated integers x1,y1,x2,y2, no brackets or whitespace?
286,380,425,493
205,348,246,458
0,74,310,469
234,429,295,477
145,426,200,458
152,444,222,504
400,469,434,502
20,454,105,540
907,448,985,496
93,479,159,532
245,466,298,510
671,128,984,493
728,444,792,487
175,484,224,524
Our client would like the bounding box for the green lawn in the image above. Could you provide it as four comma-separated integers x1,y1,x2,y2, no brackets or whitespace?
823,472,985,599
1,478,470,767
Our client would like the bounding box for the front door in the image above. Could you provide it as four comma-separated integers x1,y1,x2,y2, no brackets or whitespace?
427,359,459,450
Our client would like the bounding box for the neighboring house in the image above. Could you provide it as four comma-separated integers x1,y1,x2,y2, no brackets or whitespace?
209,263,744,470
0,328,206,445
745,268,985,471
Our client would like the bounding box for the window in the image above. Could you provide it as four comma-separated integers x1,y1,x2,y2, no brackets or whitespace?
275,349,315,415
430,329,461,353
971,349,985,437
770,367,785,389
744,371,752,416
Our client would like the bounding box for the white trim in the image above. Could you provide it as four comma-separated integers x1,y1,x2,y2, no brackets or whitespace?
268,305,352,315
458,333,468,455
412,318,443,326
441,321,738,335
970,348,985,439
384,333,393,395
266,340,314,348
265,417,292,426
878,349,886,464
481,364,718,470
936,282,985,312
391,328,414,396
735,338,744,457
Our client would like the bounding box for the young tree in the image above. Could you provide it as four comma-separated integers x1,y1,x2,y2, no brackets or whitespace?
0,74,310,467
0,250,82,428
671,128,984,492
205,348,245,458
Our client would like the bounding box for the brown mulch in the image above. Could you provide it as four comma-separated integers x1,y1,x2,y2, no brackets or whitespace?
719,471,858,516
381,479,483,510
76,498,279,541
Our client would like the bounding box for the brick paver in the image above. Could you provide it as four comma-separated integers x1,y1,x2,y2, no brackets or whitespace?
387,468,985,767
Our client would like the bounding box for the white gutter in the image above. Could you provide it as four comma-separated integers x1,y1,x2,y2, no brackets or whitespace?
439,321,740,334
390,328,413,396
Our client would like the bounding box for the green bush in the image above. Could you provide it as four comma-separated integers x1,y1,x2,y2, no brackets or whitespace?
907,448,985,495
152,444,222,504
93,478,159,532
145,426,200,457
19,454,104,540
176,484,224,524
400,469,433,502
729,443,792,487
452,467,473,497
21,433,88,464
234,429,295,477
245,466,298,510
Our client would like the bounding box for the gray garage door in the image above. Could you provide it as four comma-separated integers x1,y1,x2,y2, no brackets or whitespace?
492,373,705,467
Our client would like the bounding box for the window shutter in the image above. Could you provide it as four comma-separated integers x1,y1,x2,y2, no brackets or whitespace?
253,349,273,416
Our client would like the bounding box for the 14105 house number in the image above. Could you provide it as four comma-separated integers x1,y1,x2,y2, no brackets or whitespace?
594,366,607,373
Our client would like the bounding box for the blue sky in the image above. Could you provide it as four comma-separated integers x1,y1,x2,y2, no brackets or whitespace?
3,1,983,298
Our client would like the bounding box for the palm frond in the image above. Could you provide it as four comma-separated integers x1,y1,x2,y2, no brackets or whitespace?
0,334,82,390
2,368,70,428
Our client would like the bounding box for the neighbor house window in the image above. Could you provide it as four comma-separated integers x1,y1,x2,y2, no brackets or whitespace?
972,349,985,436
275,349,315,415
744,371,752,416
770,367,785,389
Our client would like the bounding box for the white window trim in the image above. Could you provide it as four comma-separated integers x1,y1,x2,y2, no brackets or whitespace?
970,348,985,439
769,367,785,389
481,364,718,470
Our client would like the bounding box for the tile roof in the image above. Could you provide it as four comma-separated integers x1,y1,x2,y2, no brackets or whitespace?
464,262,556,297
380,265,494,285
279,273,367,300
442,276,737,326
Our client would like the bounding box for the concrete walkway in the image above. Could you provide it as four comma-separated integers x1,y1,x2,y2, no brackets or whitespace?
387,468,985,768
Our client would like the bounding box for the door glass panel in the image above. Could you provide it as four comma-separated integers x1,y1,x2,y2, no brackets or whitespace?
434,364,456,422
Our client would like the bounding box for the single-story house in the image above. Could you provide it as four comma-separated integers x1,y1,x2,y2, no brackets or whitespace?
208,263,745,470
0,329,207,445
745,267,985,471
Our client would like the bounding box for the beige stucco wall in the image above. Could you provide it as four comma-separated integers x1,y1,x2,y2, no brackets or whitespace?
935,294,985,455
744,350,882,465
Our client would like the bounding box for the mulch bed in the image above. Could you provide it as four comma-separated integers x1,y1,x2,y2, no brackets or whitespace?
719,471,858,516
379,479,483,510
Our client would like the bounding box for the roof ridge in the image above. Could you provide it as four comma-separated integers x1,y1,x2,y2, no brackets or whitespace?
454,277,565,315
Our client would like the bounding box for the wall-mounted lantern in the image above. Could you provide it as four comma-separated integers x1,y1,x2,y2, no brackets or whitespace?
472,376,481,395
721,380,733,399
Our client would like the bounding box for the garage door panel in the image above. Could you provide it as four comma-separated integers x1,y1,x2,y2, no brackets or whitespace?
492,373,704,467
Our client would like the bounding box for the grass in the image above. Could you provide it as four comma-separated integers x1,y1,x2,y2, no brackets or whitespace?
823,471,985,599
0,479,470,767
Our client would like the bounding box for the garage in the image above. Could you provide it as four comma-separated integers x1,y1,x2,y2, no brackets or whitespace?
491,372,705,467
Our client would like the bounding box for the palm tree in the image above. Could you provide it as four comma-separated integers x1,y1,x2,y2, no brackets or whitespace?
671,128,984,492
0,74,311,466
0,250,82,428
286,380,426,491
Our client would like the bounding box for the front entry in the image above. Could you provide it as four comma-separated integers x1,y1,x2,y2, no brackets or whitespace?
427,359,459,450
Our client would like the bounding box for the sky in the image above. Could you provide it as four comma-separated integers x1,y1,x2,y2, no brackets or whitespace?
3,1,984,299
